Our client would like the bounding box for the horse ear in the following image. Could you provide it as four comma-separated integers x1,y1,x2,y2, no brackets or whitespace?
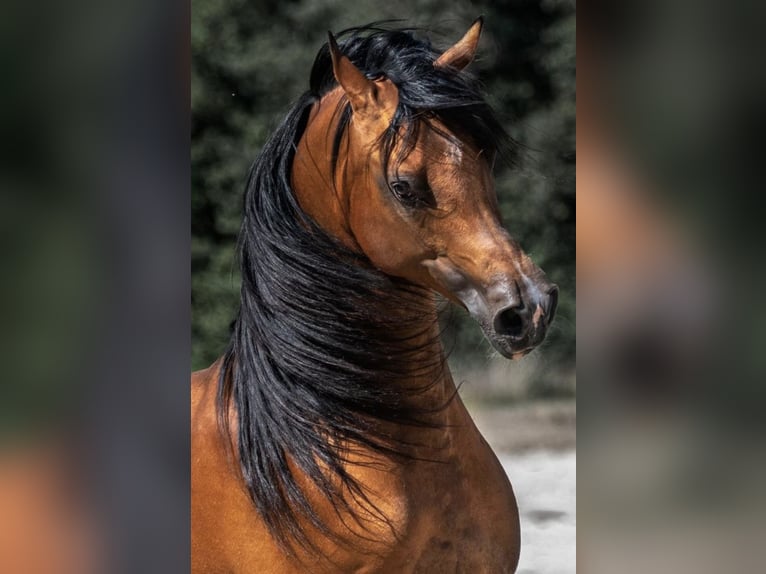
327,32,377,114
434,17,483,71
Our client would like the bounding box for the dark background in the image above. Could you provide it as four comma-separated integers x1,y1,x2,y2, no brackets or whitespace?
191,0,576,395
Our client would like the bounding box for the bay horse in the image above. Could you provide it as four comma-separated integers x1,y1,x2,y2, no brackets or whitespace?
192,20,558,573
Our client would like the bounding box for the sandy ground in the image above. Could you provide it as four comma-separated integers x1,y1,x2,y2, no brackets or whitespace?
502,450,576,574
467,400,576,574
467,400,576,453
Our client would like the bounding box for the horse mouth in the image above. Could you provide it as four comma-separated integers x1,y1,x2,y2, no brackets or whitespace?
483,328,542,360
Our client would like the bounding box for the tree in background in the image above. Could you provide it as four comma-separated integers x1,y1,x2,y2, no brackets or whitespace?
192,0,574,391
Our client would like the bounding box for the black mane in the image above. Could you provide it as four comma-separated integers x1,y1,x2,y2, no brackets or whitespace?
219,23,511,553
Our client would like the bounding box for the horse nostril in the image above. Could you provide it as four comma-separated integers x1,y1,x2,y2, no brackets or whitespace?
547,286,559,323
494,306,525,339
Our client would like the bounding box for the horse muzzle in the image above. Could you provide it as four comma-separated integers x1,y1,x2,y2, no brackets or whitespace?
423,256,558,359
488,283,558,357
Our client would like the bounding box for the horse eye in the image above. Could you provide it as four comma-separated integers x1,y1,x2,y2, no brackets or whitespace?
389,180,425,208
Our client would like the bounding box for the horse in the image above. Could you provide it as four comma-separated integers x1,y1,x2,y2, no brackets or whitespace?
192,19,558,573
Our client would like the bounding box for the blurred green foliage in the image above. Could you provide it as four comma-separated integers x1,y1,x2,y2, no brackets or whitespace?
192,0,575,387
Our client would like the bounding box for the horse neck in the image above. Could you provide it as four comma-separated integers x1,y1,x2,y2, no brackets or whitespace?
291,88,363,249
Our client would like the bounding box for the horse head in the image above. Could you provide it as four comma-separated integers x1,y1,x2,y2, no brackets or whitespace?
295,20,557,359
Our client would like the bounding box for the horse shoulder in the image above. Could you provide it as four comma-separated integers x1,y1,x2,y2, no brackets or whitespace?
401,405,520,573
191,361,292,573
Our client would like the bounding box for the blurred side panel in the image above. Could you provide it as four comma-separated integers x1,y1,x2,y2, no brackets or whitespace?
0,0,190,572
579,0,766,572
